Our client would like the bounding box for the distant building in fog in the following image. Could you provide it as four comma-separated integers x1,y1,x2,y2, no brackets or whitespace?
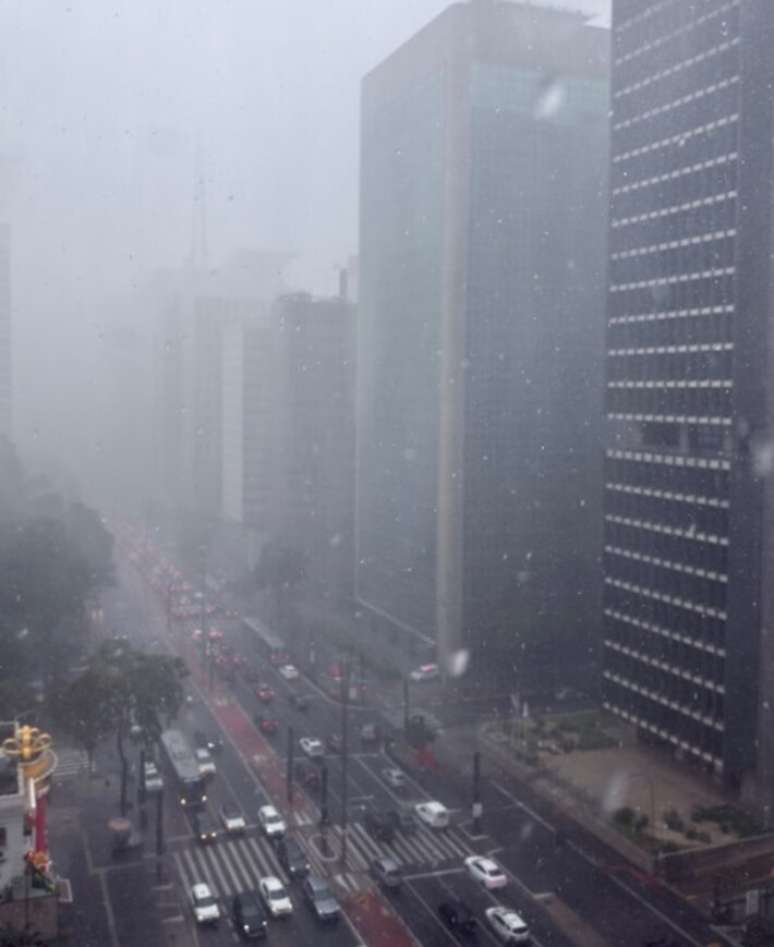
153,251,291,523
220,303,274,570
271,293,356,609
356,1,609,683
602,0,774,800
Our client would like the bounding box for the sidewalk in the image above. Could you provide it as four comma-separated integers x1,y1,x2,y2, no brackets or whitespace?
48,743,168,947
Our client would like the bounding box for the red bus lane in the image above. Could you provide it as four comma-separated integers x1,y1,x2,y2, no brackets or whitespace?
344,889,420,947
151,572,418,947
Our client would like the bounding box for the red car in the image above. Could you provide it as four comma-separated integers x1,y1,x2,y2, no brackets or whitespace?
256,685,275,703
258,717,279,736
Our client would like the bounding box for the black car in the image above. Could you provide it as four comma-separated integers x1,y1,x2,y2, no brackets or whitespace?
302,875,340,923
232,892,267,939
438,900,476,935
192,810,218,844
364,807,397,843
325,733,343,754
289,693,310,711
395,806,418,835
276,836,310,879
293,761,321,792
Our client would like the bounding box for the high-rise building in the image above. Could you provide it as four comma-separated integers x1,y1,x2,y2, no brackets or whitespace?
272,293,356,609
220,304,274,547
356,1,609,682
602,0,774,795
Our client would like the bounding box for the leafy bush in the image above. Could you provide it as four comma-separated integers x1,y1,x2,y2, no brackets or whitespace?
696,831,712,844
690,804,762,838
685,828,698,841
634,813,649,833
663,808,685,833
576,729,617,751
613,806,636,829
660,841,681,854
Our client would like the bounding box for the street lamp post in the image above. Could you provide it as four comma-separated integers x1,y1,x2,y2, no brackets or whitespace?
155,786,165,883
340,653,351,867
472,751,483,834
320,762,330,856
286,726,295,805
631,769,656,840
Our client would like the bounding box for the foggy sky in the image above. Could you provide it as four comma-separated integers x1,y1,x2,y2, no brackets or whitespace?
0,0,609,465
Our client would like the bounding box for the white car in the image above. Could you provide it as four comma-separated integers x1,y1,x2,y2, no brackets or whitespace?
415,800,450,829
259,875,293,917
258,804,286,839
409,663,439,683
143,761,164,794
191,882,220,925
220,804,246,833
299,737,324,758
485,906,530,944
195,748,216,777
465,855,507,889
382,767,406,789
279,664,300,681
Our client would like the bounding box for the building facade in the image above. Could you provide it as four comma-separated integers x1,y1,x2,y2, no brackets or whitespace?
220,303,274,572
602,0,774,793
272,293,356,609
357,0,609,683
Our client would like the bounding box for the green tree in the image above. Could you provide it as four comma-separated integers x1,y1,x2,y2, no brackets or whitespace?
0,924,48,946
54,667,116,772
62,502,114,589
90,640,188,815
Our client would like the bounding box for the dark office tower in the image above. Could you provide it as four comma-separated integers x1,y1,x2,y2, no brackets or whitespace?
272,294,356,610
357,1,609,685
603,0,774,796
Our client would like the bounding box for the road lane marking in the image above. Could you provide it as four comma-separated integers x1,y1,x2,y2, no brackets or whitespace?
491,780,554,832
403,876,469,947
218,842,246,892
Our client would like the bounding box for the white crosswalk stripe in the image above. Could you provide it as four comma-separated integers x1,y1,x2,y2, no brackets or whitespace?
289,834,363,894
343,822,470,871
53,749,89,778
173,836,285,899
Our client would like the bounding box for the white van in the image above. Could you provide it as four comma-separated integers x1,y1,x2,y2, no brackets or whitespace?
415,800,450,829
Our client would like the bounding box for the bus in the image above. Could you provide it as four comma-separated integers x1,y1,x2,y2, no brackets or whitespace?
243,618,289,667
160,729,207,808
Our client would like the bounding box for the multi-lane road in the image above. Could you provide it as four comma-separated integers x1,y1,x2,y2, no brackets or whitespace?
102,528,733,947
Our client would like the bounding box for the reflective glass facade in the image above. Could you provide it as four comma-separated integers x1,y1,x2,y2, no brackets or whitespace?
604,0,774,790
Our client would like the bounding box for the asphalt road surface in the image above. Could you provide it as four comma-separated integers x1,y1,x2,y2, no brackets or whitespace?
104,528,734,947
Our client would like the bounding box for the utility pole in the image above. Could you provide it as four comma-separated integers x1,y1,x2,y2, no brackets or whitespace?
403,676,410,734
155,787,164,882
320,762,330,856
472,751,483,834
339,652,351,867
138,747,147,827
286,726,295,805
166,580,174,636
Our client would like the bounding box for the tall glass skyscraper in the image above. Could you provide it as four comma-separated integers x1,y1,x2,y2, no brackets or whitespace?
603,0,774,797
357,1,609,686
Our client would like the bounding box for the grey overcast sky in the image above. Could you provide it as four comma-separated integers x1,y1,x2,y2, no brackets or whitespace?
0,0,609,457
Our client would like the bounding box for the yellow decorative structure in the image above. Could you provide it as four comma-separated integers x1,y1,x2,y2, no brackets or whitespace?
1,724,56,858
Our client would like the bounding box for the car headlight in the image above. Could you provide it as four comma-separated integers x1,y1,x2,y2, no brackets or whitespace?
243,924,251,933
